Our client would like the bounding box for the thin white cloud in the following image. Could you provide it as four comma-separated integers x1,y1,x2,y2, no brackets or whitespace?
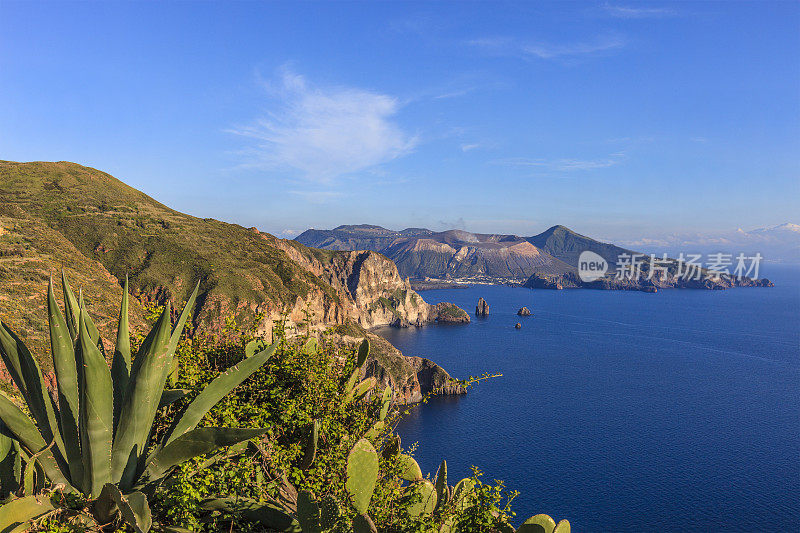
602,3,676,19
469,33,626,61
522,34,626,59
230,69,417,183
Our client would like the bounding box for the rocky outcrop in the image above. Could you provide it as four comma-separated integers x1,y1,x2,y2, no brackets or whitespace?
476,298,489,316
433,302,470,324
515,323,522,329
517,307,531,316
361,333,465,404
270,243,468,332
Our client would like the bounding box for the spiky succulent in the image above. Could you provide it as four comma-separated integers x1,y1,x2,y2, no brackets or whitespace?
0,274,275,531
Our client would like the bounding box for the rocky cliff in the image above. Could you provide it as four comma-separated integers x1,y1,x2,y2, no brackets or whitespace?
361,333,466,404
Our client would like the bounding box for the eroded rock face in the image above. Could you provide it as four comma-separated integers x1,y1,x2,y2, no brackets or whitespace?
361,333,466,404
270,243,468,331
476,298,489,316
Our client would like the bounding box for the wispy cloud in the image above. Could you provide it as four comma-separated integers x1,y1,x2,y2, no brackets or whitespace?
498,152,626,171
461,143,484,152
469,33,626,61
523,34,626,59
602,3,676,19
229,68,417,183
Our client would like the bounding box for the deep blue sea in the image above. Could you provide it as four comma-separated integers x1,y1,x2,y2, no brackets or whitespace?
377,265,800,532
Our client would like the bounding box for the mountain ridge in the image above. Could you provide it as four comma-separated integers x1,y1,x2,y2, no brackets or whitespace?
296,223,773,290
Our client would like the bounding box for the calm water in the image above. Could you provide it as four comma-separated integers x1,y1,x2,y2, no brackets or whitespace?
378,265,800,532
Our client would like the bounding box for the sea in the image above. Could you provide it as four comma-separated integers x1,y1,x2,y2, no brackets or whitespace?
376,264,800,532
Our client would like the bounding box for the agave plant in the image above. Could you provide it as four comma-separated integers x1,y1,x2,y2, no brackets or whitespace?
0,273,276,531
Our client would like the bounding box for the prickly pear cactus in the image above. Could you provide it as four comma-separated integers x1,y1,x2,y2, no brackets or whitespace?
397,454,422,482
516,514,565,533
403,479,437,518
553,519,571,533
346,438,378,514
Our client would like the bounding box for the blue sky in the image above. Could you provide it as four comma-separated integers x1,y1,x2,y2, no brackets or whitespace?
2,1,798,241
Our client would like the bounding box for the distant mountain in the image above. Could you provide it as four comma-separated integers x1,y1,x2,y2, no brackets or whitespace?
297,224,629,282
296,223,773,291
525,225,633,270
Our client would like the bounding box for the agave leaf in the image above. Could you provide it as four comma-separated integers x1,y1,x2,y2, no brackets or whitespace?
0,435,21,498
517,514,557,533
77,309,114,497
0,494,55,531
0,393,68,487
200,497,301,532
61,270,81,339
77,289,103,352
158,389,189,410
139,427,266,486
47,279,84,489
0,323,68,476
111,276,132,433
99,483,152,533
0,424,11,462
111,302,172,488
164,342,276,446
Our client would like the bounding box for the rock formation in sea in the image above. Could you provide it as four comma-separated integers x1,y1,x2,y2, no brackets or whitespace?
515,322,522,329
517,307,532,316
476,297,490,316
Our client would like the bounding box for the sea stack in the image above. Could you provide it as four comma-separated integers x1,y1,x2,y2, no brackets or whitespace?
515,322,522,329
517,307,531,316
476,298,489,316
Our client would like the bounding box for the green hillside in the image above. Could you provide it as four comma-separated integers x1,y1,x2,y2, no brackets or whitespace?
0,161,343,350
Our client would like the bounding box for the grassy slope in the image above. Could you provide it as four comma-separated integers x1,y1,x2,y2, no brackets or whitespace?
0,160,343,349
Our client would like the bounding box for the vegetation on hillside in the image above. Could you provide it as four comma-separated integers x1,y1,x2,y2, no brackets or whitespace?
0,279,570,532
0,160,346,342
